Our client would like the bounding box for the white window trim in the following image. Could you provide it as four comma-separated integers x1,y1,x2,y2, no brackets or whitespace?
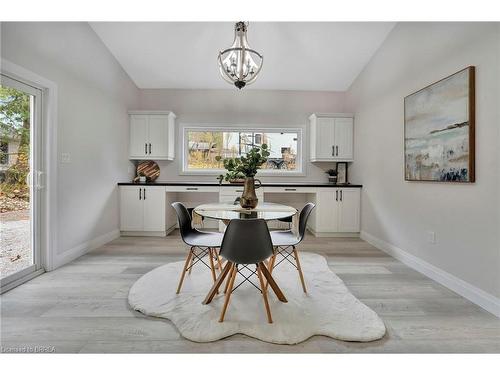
180,125,304,176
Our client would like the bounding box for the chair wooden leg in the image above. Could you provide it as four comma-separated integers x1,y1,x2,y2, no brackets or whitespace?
258,262,287,303
219,264,237,322
208,248,217,284
215,249,224,273
292,246,307,293
264,252,277,291
256,264,273,323
176,248,194,294
188,252,195,275
203,261,232,305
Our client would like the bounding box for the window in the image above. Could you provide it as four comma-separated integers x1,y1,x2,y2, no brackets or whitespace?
183,127,302,174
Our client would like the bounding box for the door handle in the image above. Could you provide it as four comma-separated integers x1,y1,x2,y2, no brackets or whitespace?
139,188,142,200
332,146,335,156
149,143,152,154
186,187,198,191
284,188,297,191
340,190,343,201
143,188,146,200
145,143,148,155
336,146,339,156
336,190,338,201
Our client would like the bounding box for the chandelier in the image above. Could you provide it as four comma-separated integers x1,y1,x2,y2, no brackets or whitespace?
218,22,263,89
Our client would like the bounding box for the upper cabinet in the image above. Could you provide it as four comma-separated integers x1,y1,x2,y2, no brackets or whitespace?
309,113,354,162
129,111,176,160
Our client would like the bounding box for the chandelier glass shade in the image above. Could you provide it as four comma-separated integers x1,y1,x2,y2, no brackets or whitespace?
218,22,263,89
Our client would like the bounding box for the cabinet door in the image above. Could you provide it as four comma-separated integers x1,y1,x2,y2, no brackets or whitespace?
130,115,149,159
143,187,166,232
148,115,169,159
337,189,360,232
167,114,175,160
120,187,144,231
311,190,338,233
334,118,354,160
315,117,336,159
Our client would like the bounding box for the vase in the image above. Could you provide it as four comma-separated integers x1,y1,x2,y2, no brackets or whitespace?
240,177,262,209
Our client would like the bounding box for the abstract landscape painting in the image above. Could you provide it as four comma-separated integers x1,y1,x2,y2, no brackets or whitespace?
404,67,475,182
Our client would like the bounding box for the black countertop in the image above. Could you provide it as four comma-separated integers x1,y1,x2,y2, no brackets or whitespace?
117,181,362,188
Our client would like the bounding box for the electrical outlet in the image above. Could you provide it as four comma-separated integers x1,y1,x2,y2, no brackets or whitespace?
427,231,436,244
61,153,71,163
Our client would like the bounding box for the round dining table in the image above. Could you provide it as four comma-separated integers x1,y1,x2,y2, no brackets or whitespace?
193,201,297,222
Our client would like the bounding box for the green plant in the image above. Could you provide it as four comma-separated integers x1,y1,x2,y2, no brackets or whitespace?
216,144,270,182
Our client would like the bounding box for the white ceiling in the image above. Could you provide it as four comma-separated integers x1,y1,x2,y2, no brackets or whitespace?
90,22,395,91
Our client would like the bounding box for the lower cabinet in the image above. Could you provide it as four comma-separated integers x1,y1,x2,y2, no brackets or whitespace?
308,188,360,235
120,186,166,235
118,184,360,237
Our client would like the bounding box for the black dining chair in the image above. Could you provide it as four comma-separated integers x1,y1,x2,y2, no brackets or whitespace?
171,202,224,294
202,219,288,324
268,203,316,293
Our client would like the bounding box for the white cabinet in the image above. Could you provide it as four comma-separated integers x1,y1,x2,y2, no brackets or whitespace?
309,113,354,162
129,111,175,160
336,188,360,232
120,186,144,231
308,187,360,235
120,186,166,235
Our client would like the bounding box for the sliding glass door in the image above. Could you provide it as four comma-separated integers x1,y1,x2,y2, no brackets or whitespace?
0,73,44,290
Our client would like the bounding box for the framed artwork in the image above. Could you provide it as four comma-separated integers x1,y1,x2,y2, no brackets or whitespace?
336,162,348,184
404,66,475,182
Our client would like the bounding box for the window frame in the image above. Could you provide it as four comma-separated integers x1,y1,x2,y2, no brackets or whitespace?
181,125,304,176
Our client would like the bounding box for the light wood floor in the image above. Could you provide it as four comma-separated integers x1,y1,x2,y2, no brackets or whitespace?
1,231,499,353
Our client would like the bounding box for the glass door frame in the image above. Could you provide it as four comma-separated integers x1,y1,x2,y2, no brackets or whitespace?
0,73,45,291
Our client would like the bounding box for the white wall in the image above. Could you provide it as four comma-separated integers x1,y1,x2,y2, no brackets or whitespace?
1,22,139,263
346,23,500,300
138,89,348,183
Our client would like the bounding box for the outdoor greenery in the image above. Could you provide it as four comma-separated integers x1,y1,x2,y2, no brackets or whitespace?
216,144,270,183
0,86,31,211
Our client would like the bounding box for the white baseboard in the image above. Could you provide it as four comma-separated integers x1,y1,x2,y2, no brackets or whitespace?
52,229,120,270
360,231,500,318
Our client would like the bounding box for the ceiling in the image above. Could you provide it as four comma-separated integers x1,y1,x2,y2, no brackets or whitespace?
90,22,395,91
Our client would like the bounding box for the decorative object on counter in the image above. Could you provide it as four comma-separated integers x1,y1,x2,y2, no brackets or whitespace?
325,169,338,184
133,160,160,183
218,22,263,90
336,162,348,184
216,144,270,209
404,66,475,182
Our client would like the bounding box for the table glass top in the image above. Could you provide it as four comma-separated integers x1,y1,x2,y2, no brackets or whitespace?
194,202,297,221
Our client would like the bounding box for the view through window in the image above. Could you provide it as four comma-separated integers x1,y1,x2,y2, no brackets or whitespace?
185,129,300,172
0,81,33,280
